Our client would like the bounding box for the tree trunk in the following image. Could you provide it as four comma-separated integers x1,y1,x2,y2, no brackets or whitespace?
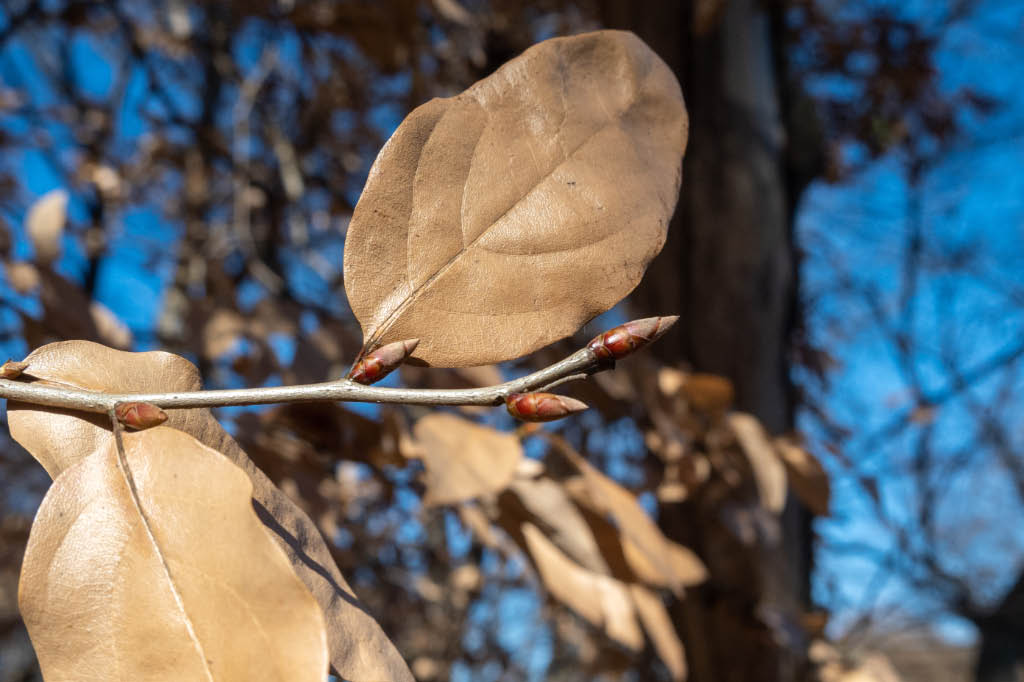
600,1,816,680
974,571,1024,682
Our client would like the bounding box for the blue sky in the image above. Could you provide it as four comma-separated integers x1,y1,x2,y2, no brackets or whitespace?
797,0,1024,644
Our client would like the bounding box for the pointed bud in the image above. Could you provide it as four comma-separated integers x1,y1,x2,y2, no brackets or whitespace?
0,360,28,379
348,339,420,385
587,316,678,362
114,402,168,431
505,392,589,422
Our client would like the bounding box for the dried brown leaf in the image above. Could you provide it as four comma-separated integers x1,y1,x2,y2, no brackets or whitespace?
514,456,544,479
728,413,787,514
89,301,133,349
5,261,40,293
413,413,522,505
522,522,643,651
9,342,203,478
561,444,681,593
25,189,68,264
557,473,705,592
506,476,609,574
19,427,327,681
682,373,734,414
8,341,413,682
774,436,831,517
458,503,501,549
629,584,687,681
433,0,473,25
657,367,687,397
620,535,708,591
202,308,246,357
344,30,687,366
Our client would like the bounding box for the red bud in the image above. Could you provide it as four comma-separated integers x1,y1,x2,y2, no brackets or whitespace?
0,360,28,379
505,392,589,422
114,402,168,431
348,339,419,385
587,316,678,362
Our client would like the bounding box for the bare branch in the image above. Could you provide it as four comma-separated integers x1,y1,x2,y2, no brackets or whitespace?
0,316,677,417
0,348,577,413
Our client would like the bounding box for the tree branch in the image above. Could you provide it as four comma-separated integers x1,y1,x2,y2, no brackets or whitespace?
0,347,599,415
0,316,677,417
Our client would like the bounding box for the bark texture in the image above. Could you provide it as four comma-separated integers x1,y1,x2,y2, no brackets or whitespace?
599,1,815,680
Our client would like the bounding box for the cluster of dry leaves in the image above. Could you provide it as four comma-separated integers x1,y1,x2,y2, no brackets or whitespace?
3,346,832,681
0,29,689,681
229,339,833,680
0,26,837,682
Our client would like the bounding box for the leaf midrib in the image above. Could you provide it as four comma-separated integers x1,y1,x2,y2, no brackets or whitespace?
112,437,216,682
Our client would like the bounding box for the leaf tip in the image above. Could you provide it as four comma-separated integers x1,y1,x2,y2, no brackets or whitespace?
506,392,589,422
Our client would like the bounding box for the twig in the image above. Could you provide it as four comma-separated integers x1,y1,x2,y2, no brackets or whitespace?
535,372,593,393
0,316,676,417
0,348,597,415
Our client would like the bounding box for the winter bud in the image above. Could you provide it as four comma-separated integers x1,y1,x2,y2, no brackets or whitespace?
505,392,589,422
348,339,420,385
114,402,168,430
0,360,28,379
587,315,678,362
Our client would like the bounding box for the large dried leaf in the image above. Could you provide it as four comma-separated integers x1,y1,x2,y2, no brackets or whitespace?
505,476,609,574
19,427,327,681
521,522,643,651
561,446,681,593
7,341,413,682
25,189,68,264
413,413,522,505
728,413,787,514
629,584,687,681
559,474,706,592
343,30,687,366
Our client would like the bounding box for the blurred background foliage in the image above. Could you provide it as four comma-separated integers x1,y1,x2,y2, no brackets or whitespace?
1,1,1022,681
